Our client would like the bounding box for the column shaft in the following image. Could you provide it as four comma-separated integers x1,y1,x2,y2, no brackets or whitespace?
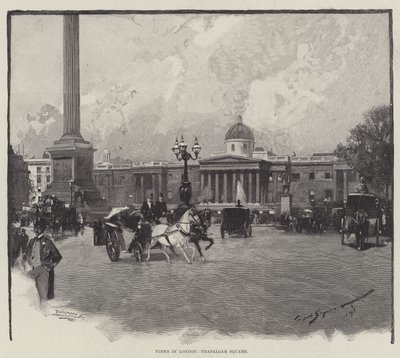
256,172,260,203
248,171,253,203
223,172,228,203
215,172,219,203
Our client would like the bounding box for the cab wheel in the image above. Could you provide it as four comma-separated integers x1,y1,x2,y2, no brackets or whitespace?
106,230,120,262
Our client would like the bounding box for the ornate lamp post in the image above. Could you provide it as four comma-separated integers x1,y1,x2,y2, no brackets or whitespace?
69,180,74,206
172,135,201,207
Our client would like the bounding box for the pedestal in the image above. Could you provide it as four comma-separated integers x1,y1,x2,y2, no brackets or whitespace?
44,139,103,207
280,193,292,215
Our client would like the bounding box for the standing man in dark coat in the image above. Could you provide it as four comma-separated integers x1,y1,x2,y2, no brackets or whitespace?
154,193,168,223
23,219,62,301
141,193,155,222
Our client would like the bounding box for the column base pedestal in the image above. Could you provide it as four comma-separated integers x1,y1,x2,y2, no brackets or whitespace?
280,194,292,215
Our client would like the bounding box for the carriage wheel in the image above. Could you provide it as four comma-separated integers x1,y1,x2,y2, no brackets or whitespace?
295,223,302,233
244,223,248,238
376,218,380,246
220,223,225,239
340,219,345,245
248,225,252,237
106,230,120,262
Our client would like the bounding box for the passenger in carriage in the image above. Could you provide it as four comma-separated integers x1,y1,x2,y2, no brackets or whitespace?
154,193,167,224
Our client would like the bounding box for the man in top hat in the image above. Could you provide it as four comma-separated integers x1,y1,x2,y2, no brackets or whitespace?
154,193,168,224
23,219,62,302
141,193,155,222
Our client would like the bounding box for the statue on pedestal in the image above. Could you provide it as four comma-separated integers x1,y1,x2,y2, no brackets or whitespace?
355,177,369,194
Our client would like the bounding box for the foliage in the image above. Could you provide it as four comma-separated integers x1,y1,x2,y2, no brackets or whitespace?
334,105,393,197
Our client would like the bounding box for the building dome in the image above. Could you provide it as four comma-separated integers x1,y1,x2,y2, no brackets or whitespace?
225,115,255,141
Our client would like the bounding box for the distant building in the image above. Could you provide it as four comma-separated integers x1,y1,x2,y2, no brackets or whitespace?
93,118,358,209
24,152,52,204
8,146,30,211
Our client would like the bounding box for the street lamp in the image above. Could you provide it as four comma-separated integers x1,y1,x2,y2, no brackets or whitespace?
129,194,133,206
172,135,201,207
69,180,74,206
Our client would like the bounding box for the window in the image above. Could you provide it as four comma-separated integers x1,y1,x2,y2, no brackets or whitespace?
325,172,331,179
309,172,315,180
46,175,51,183
37,166,42,173
243,143,247,153
167,191,172,199
269,174,273,182
325,190,332,200
46,167,50,172
231,144,235,151
168,173,173,180
37,176,42,184
98,176,104,186
292,173,300,180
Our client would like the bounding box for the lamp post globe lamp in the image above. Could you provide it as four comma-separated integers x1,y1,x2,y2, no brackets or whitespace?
171,135,201,208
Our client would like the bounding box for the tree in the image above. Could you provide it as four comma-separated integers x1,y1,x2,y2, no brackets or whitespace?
334,105,393,198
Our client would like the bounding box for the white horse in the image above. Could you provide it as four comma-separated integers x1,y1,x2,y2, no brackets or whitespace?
146,208,197,264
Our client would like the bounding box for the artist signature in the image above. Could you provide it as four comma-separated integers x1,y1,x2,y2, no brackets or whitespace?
294,289,374,325
51,309,86,321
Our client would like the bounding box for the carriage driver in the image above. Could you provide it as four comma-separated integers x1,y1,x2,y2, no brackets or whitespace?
141,193,155,223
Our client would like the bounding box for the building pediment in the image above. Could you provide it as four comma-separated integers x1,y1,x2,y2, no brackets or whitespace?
199,154,262,164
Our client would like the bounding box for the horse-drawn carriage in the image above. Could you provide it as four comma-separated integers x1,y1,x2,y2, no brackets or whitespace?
294,207,326,234
340,193,381,250
220,207,252,238
94,206,213,263
35,201,80,240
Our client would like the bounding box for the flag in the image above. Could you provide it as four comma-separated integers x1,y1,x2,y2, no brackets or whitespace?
236,180,247,205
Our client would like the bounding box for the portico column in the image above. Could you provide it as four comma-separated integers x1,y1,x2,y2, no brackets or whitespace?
232,172,237,203
223,172,228,203
215,172,219,203
332,170,337,201
200,172,205,192
256,172,260,203
248,171,253,203
208,172,212,190
343,170,348,199
140,174,144,202
158,173,163,195
151,173,156,195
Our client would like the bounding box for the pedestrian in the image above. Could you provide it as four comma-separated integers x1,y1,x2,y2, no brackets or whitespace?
154,193,167,223
22,219,62,302
10,228,28,267
141,193,155,222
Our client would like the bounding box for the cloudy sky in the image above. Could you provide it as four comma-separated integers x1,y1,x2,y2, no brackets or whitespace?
9,13,390,161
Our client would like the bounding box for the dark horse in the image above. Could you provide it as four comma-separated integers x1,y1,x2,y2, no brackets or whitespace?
342,209,369,250
189,208,214,261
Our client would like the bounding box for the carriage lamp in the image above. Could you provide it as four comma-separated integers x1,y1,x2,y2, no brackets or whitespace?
259,211,263,214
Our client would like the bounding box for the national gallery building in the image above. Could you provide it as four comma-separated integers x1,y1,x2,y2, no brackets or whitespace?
93,116,358,209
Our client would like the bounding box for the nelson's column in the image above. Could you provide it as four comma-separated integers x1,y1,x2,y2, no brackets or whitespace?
45,15,102,206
